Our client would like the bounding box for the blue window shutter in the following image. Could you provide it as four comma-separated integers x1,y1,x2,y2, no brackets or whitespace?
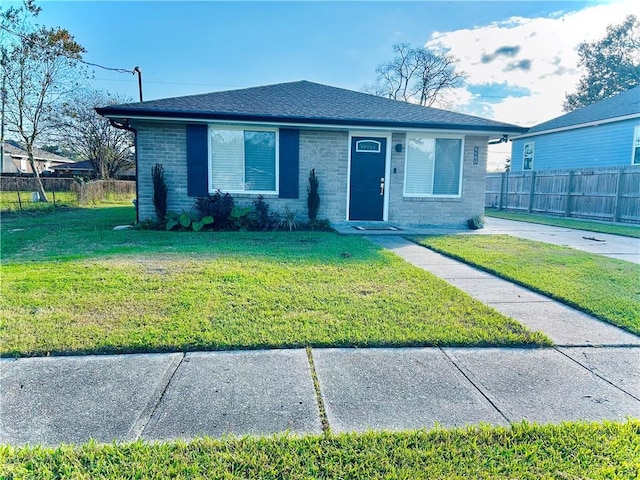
186,124,209,197
279,129,299,198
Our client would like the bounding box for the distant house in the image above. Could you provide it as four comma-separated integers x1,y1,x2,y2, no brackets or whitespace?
1,140,74,174
97,81,526,227
50,160,97,177
50,159,136,179
511,87,640,171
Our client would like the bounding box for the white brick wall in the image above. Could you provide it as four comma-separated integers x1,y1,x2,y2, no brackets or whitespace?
133,121,486,227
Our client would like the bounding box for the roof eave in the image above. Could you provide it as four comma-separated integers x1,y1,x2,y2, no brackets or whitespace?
513,112,640,140
97,108,527,134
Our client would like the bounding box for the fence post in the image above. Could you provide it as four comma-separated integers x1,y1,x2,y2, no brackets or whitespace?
528,171,536,213
498,172,505,210
504,170,510,211
16,176,23,210
612,166,624,223
565,170,574,217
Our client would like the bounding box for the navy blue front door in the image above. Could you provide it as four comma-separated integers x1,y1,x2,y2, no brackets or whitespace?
349,137,386,221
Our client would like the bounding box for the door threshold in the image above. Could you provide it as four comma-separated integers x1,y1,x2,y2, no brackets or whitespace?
353,226,402,231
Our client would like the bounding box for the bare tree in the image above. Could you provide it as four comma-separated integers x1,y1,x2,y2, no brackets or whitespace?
364,43,466,107
53,89,134,179
1,0,85,201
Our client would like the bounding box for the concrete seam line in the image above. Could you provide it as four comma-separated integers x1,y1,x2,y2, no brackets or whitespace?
439,348,512,425
306,347,331,434
128,353,185,441
553,347,640,402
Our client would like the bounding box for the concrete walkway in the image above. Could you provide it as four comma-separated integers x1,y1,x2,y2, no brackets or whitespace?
476,217,640,264
368,236,640,347
1,236,638,446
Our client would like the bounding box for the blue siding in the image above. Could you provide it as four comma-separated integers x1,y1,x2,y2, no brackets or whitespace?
511,118,639,171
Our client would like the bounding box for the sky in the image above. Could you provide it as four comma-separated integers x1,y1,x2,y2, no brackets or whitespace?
3,0,638,170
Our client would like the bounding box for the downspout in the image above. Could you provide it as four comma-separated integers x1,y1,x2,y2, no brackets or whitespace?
109,118,140,223
488,134,509,146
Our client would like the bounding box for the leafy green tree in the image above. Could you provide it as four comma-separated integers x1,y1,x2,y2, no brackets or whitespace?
564,15,640,112
364,43,466,107
1,0,85,201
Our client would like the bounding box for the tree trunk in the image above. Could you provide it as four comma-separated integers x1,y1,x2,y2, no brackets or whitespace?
27,148,49,202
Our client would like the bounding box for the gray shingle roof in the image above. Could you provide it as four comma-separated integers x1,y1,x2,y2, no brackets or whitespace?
4,140,73,163
527,86,640,134
97,80,526,134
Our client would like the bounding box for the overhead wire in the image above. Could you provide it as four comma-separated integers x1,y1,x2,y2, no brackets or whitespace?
0,24,134,74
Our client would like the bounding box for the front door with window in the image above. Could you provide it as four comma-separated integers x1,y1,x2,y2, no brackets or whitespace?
349,137,386,220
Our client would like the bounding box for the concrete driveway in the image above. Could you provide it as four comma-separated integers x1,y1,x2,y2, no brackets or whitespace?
473,217,640,263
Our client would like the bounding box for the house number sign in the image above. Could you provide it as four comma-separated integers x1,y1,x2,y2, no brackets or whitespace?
355,140,381,153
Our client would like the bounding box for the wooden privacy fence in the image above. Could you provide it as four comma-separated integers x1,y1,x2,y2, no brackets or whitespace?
485,166,640,224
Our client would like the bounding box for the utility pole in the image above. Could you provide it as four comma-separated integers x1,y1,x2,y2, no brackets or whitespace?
0,58,6,170
133,66,143,102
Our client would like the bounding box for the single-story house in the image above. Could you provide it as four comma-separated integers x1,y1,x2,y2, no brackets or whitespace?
97,80,526,227
2,140,74,174
50,160,97,177
511,86,640,171
49,160,136,179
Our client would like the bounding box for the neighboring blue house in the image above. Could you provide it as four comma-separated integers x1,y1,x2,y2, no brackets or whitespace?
97,81,525,227
511,86,640,171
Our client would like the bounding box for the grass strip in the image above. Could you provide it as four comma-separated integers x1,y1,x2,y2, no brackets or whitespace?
485,209,640,238
1,420,638,479
306,347,330,433
1,206,549,356
415,234,640,335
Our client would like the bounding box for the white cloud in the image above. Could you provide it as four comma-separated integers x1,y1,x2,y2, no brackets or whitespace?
425,0,638,170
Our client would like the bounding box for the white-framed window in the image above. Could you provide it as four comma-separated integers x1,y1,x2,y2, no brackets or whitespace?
632,126,640,165
209,126,278,194
404,134,464,197
523,141,534,170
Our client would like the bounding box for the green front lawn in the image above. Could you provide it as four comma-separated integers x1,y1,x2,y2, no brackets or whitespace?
1,421,637,479
0,207,548,356
415,235,640,335
485,209,640,238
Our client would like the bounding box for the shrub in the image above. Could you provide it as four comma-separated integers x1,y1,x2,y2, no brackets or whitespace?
165,211,213,231
308,218,333,231
151,164,168,223
279,206,298,232
229,206,252,231
307,168,320,221
252,195,280,231
467,214,485,230
194,191,235,230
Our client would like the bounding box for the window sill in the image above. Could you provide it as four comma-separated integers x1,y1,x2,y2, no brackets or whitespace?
211,192,279,199
402,196,462,202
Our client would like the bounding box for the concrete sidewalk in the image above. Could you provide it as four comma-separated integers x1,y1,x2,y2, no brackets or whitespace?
2,346,639,446
1,236,638,446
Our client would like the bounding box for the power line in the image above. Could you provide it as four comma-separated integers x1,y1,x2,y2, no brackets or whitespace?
0,24,134,74
94,77,245,89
